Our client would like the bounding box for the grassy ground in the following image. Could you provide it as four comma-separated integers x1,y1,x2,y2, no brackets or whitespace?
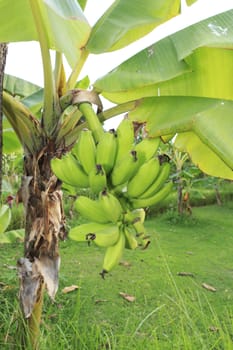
0,202,233,349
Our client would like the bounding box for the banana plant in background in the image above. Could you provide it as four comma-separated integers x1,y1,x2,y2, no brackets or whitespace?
0,0,233,348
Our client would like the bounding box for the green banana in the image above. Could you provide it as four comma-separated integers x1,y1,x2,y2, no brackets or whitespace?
111,150,140,186
99,190,123,223
127,156,160,198
69,222,120,247
75,196,112,224
72,129,96,174
93,225,120,248
101,230,125,276
134,137,160,164
96,129,117,174
89,164,107,195
124,226,138,250
115,118,135,163
123,209,148,247
51,154,89,188
69,222,113,241
140,162,171,199
131,181,173,209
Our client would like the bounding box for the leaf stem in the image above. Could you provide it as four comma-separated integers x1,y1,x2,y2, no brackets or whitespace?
98,100,140,122
29,0,57,136
78,102,104,142
66,48,89,90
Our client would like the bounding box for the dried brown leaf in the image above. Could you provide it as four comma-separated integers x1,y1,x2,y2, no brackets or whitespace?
208,326,219,332
62,285,80,294
202,283,217,292
3,264,17,270
119,292,136,302
95,299,108,304
119,261,131,267
177,272,194,277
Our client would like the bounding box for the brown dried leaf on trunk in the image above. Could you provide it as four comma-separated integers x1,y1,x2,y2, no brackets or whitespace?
202,283,217,292
119,292,136,302
62,285,80,294
17,257,42,318
35,255,60,300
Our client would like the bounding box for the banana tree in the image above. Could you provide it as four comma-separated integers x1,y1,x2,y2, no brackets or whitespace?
0,43,7,200
0,0,190,347
1,0,232,348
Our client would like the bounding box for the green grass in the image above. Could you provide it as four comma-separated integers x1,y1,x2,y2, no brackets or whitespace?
1,203,233,349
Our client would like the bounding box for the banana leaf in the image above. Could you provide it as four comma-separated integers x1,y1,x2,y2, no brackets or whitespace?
94,10,233,101
175,132,233,180
3,129,22,154
4,74,41,98
0,229,24,244
0,0,91,68
87,0,181,53
0,205,11,234
94,9,233,180
128,96,233,179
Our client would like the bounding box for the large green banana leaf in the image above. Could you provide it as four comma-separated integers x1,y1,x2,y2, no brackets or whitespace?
0,0,91,68
94,10,233,101
94,9,233,180
87,0,181,54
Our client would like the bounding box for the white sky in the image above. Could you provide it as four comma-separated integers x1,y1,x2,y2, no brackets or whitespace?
4,0,233,128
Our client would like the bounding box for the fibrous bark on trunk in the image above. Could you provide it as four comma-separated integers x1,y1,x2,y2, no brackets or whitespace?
17,144,67,347
0,43,7,201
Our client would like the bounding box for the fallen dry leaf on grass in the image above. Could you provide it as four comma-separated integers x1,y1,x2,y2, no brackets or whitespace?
202,283,217,292
177,272,194,277
208,326,219,332
62,285,80,294
119,292,136,302
95,299,108,304
119,261,131,267
3,264,17,270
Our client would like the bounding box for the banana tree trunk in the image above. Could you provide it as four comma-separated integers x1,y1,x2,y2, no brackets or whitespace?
17,146,67,349
0,43,7,201
177,172,183,215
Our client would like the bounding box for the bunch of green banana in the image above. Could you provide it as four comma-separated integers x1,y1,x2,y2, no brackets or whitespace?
51,114,175,276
